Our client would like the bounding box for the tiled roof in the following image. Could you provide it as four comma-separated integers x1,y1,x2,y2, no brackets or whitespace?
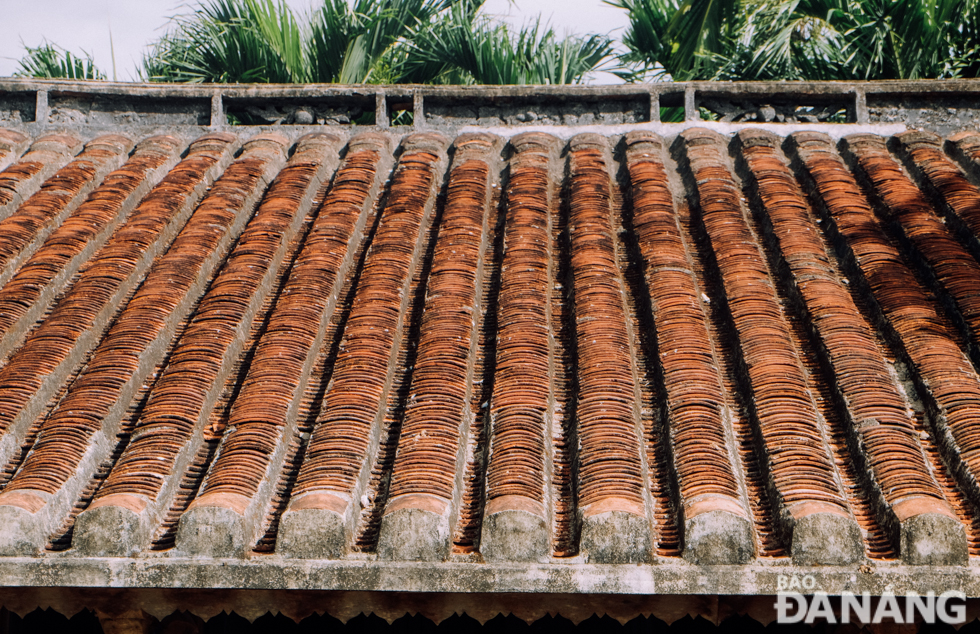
4,80,980,622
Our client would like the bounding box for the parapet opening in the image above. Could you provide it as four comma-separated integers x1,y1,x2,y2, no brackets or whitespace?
48,92,210,126
0,91,37,124
223,95,376,126
423,92,650,127
658,89,686,122
386,96,414,127
696,90,852,123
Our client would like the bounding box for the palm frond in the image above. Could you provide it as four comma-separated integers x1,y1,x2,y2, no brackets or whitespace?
609,0,980,81
308,0,457,83
605,0,678,79
144,0,614,86
142,0,306,83
16,42,106,80
667,0,740,76
404,6,615,85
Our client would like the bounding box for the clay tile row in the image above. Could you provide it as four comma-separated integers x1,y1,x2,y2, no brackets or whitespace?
1,128,980,566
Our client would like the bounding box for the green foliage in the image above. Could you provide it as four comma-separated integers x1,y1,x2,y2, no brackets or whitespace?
142,0,309,83
305,0,456,83
141,0,480,83
15,42,106,80
142,0,614,85
610,0,980,81
400,2,615,84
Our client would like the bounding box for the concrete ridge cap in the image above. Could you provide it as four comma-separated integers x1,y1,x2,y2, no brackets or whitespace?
5,77,980,99
0,556,978,596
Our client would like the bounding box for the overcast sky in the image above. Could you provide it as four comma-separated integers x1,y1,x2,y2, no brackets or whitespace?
0,0,630,82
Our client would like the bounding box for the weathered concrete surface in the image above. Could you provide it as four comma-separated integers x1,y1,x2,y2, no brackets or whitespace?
0,557,979,597
790,512,865,566
172,505,249,559
0,503,47,556
72,503,148,558
901,512,969,566
480,510,551,564
580,511,653,564
683,510,755,565
376,508,451,562
466,120,908,141
276,508,349,560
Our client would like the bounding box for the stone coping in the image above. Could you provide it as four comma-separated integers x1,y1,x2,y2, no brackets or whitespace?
0,557,978,596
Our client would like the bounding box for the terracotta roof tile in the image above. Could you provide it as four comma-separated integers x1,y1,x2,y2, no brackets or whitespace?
2,84,980,608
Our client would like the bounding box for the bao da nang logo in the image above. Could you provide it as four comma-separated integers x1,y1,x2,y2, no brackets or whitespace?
775,575,966,625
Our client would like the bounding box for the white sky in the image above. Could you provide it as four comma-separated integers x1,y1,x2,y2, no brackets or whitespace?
0,0,630,82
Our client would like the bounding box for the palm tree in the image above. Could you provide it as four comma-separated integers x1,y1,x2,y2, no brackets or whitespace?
142,0,454,84
142,0,305,82
15,42,106,80
307,0,460,83
399,2,615,84
606,0,735,81
609,0,980,82
142,0,616,85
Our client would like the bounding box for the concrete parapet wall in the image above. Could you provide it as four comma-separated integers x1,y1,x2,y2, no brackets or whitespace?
2,79,980,135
